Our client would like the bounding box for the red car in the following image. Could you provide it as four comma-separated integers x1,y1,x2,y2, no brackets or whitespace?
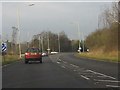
25,48,42,64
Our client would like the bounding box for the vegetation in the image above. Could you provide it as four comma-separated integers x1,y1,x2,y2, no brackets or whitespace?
83,2,119,62
2,55,22,65
2,2,119,65
76,52,118,62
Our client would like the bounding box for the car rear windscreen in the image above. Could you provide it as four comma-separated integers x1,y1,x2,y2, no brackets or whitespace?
27,48,40,53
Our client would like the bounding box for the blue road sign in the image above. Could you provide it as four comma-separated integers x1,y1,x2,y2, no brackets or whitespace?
2,43,7,52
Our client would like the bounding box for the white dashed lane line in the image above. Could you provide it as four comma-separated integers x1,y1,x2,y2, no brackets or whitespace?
62,61,67,64
56,58,118,87
106,85,120,88
81,75,90,80
94,79,120,83
70,64,79,68
61,66,66,68
57,62,60,64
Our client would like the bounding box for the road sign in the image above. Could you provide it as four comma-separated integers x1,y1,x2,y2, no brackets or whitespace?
2,43,7,52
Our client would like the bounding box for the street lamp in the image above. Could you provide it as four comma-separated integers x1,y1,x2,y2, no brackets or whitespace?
38,34,41,50
81,32,85,52
41,36,44,52
58,33,61,53
47,32,50,54
17,7,21,58
17,3,35,58
71,22,81,53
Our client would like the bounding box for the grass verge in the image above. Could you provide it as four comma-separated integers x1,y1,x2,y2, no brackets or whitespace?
75,51,119,63
2,55,24,66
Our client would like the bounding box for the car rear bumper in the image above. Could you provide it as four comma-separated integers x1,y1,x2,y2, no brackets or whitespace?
25,58,42,61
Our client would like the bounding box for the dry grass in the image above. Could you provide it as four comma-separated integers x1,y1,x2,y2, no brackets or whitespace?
76,50,119,63
2,55,22,65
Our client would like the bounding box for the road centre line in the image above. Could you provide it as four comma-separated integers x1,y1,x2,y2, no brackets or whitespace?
86,70,116,80
106,85,120,88
81,75,90,80
94,79,120,83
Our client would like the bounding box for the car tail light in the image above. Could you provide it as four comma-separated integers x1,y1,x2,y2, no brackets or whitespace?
25,53,29,55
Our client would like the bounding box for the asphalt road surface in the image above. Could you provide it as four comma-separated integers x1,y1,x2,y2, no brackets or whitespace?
2,53,119,88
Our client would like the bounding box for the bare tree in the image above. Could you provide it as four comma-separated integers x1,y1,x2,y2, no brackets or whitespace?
101,2,118,27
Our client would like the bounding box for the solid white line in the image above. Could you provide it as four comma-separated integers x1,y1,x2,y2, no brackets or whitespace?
86,70,116,80
106,85,120,88
94,79,120,83
81,75,90,80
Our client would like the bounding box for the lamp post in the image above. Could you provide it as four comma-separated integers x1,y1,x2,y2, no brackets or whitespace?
47,32,50,54
58,33,61,53
41,36,44,52
77,23,81,53
27,32,30,48
81,32,85,52
17,7,21,58
71,22,81,53
38,35,41,50
17,3,35,58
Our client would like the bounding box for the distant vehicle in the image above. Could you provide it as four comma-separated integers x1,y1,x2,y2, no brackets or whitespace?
25,48,42,64
77,47,89,53
42,52,48,57
50,51,58,54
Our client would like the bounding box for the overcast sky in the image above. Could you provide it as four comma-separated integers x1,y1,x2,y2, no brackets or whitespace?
2,1,116,43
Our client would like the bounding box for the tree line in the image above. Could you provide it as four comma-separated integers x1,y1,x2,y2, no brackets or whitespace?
3,2,119,55
5,31,86,54
22,31,88,53
85,2,119,53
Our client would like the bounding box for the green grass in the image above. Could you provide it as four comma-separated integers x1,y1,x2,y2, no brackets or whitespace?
75,52,119,63
2,55,24,65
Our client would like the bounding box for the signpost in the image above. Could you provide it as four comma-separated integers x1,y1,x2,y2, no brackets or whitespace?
2,43,7,62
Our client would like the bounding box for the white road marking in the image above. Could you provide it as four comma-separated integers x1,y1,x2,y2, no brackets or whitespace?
86,70,116,80
61,66,66,68
73,70,77,71
81,75,90,80
106,85,120,88
57,62,60,64
70,64,79,68
58,59,61,61
97,76,107,77
94,79,120,83
63,61,67,64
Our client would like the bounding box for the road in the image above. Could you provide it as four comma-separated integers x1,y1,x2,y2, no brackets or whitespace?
2,53,119,88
